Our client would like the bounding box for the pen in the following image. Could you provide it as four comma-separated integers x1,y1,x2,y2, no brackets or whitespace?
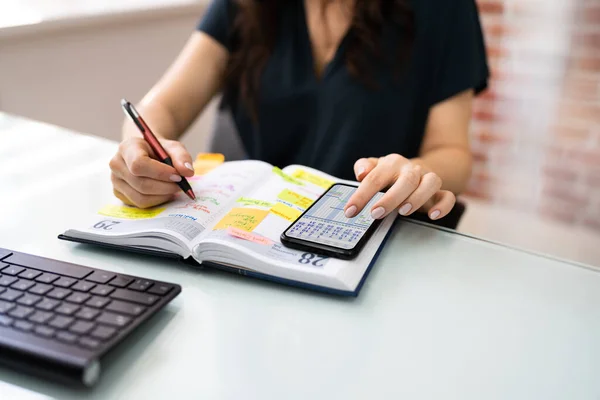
120,98,196,201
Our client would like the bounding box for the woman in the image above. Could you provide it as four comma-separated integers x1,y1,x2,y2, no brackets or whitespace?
110,0,488,222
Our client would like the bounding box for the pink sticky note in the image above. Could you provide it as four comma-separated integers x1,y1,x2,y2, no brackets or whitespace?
226,227,273,246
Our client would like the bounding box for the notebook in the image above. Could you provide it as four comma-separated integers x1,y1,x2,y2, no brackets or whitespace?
59,161,397,296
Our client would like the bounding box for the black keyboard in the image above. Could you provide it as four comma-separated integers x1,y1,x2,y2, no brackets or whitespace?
0,248,181,387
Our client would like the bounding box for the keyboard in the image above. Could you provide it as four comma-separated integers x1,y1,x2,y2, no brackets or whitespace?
0,248,181,387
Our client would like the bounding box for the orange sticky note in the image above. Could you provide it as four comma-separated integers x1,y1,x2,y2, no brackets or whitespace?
227,227,273,245
193,153,225,175
213,208,269,232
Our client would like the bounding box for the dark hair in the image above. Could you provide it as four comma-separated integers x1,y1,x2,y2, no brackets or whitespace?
224,0,415,120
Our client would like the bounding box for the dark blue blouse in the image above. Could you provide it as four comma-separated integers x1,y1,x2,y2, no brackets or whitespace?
198,0,488,180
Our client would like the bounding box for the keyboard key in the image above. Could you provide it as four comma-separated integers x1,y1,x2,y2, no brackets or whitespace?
110,289,158,306
18,269,42,280
47,288,72,300
71,281,96,292
109,276,133,288
65,292,90,304
48,315,74,330
75,307,100,320
11,279,35,291
28,311,53,324
16,294,41,307
79,337,101,350
90,325,117,341
35,273,59,284
148,283,173,296
128,279,153,292
9,306,34,319
55,303,80,316
4,253,91,279
69,320,95,335
54,277,77,288
0,314,13,326
36,298,60,311
0,289,24,302
1,265,25,276
56,331,78,344
28,283,53,295
0,275,18,286
85,296,111,309
14,320,34,332
86,271,115,284
90,285,114,296
34,325,55,338
0,300,15,314
105,300,146,317
96,312,131,328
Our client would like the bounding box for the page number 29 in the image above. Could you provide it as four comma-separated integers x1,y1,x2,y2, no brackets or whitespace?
298,253,327,267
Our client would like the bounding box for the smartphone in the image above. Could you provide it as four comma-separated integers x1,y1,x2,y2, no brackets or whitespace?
280,183,384,260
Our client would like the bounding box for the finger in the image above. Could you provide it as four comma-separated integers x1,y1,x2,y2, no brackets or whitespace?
353,157,378,181
111,175,173,209
395,172,442,216
426,190,456,220
368,164,424,219
344,158,400,218
120,138,180,181
111,156,180,195
163,140,195,177
113,188,134,207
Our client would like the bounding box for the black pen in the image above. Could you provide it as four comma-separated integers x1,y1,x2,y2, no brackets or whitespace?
120,99,196,200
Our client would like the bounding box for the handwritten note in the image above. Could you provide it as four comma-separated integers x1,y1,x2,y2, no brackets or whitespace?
227,227,273,245
237,197,274,208
270,203,302,222
98,204,165,219
272,167,304,186
277,189,314,210
213,208,269,232
291,169,334,189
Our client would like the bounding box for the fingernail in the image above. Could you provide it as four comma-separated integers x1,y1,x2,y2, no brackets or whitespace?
399,203,412,216
356,166,365,177
170,174,182,182
371,207,385,219
430,210,441,220
185,162,194,171
345,205,357,218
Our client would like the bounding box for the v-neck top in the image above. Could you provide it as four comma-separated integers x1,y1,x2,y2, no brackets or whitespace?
197,0,489,180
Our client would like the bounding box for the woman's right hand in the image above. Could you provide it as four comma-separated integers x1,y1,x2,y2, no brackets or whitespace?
109,137,195,208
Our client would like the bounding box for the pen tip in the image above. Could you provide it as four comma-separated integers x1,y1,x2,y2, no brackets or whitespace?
120,98,128,107
186,189,196,201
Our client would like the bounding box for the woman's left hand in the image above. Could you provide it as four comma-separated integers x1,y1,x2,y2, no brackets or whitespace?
344,154,456,220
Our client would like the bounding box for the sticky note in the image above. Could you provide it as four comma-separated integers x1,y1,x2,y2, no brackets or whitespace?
227,227,273,246
193,153,225,175
270,202,302,222
98,204,165,219
272,167,304,186
213,208,269,232
291,169,334,189
277,189,314,210
237,197,274,208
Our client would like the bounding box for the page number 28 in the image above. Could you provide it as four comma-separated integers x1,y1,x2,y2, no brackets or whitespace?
298,253,327,267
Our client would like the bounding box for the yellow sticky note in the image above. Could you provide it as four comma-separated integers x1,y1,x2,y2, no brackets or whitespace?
277,189,314,210
237,197,274,208
272,167,304,186
213,208,269,232
291,169,333,189
193,153,225,175
270,202,302,222
98,204,165,219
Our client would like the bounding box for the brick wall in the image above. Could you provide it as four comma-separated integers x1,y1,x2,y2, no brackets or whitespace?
468,0,600,230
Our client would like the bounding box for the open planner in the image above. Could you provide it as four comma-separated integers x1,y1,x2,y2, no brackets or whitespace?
59,161,396,296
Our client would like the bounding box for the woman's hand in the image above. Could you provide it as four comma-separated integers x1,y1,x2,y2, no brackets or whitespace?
344,154,456,220
109,137,195,208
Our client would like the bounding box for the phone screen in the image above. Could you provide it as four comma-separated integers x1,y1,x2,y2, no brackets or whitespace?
281,184,384,258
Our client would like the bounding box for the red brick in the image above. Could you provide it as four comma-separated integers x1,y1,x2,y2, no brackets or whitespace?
471,151,489,163
574,55,600,73
583,4,600,25
473,130,512,146
483,23,512,38
486,45,508,59
572,32,600,52
477,0,505,14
